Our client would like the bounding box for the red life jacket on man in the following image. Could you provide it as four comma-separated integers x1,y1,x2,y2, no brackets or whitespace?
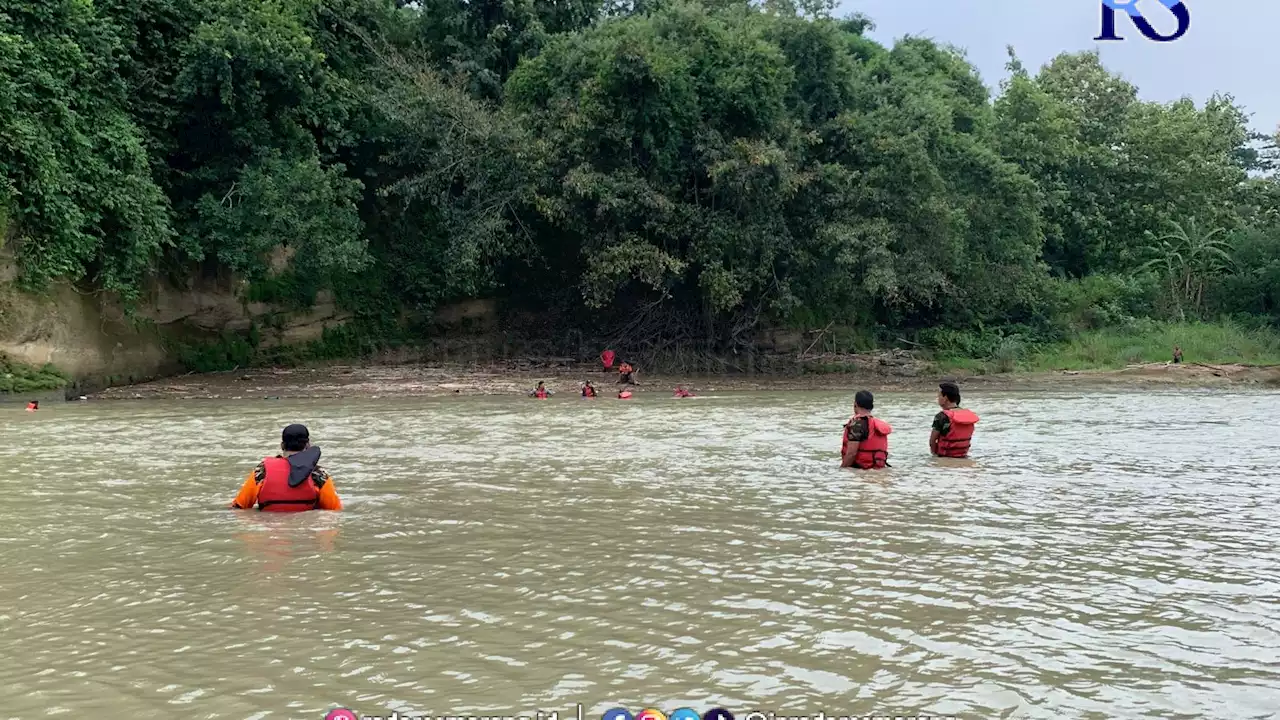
937,408,979,458
843,415,892,469
535,387,548,399
601,350,615,369
618,390,633,399
256,456,320,512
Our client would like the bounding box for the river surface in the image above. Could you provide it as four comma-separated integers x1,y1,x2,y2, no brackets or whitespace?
2,390,1278,719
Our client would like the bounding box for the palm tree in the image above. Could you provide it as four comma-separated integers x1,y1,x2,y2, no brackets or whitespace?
1139,217,1234,319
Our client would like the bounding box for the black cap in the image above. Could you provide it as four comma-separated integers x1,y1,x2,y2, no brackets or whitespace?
282,423,309,451
855,390,874,410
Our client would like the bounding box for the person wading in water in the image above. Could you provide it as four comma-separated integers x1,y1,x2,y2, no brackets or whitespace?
841,390,892,470
229,424,343,512
930,382,979,459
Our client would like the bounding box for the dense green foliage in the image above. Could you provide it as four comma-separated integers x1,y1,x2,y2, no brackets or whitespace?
2,0,1278,367
0,353,67,393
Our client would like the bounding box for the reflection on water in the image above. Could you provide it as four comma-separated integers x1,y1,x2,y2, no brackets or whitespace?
2,390,1279,719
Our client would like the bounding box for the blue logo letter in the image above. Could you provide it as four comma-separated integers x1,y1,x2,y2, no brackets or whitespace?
1096,0,1190,42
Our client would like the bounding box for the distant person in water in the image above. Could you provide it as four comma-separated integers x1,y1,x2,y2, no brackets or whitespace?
930,382,979,458
229,424,342,512
25,400,37,411
1173,345,1183,364
673,384,694,398
618,361,637,385
582,380,598,398
841,390,892,469
530,381,551,399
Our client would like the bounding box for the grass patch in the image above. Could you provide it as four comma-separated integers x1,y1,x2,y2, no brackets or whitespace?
1026,320,1280,371
0,353,68,393
932,356,989,375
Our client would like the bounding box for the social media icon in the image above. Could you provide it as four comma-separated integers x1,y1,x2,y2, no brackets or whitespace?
635,709,667,720
703,709,735,720
670,709,700,720
602,709,634,720
325,710,358,720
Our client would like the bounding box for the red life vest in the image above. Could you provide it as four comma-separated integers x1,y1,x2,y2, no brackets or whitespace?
601,350,615,369
937,408,979,458
256,456,320,512
618,390,633,399
535,388,548,399
843,415,892,469
582,386,597,398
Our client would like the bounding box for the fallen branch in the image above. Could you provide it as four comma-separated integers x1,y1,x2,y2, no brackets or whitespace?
800,321,836,359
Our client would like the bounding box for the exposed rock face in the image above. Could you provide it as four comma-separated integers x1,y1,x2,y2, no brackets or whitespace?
0,257,351,386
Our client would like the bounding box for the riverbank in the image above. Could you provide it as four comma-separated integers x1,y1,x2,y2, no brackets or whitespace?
86,355,1280,400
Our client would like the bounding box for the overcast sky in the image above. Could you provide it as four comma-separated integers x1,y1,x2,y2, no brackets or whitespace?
840,0,1280,132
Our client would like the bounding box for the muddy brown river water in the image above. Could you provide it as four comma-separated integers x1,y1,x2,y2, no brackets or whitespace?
1,390,1277,719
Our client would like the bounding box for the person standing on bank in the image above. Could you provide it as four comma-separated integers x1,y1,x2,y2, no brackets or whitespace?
229,424,343,511
841,390,893,469
930,382,979,458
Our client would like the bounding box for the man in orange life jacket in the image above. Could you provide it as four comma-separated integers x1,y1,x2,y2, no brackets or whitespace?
930,381,979,458
841,390,892,469
229,424,342,512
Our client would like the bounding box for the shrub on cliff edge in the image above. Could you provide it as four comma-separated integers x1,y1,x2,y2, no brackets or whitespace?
0,353,68,393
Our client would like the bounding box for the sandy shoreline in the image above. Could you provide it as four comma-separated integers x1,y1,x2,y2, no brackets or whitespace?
87,358,1280,400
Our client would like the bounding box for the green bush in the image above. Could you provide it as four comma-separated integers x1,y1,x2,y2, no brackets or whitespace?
991,336,1028,373
1050,274,1158,332
245,271,317,309
0,354,67,393
1213,227,1280,323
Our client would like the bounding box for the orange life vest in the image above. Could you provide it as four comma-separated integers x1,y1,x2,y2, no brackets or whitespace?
843,415,892,469
535,388,548,399
256,456,320,512
937,407,979,458
25,402,37,411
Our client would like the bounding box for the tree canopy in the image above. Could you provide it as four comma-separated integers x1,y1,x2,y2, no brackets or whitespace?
2,0,1277,361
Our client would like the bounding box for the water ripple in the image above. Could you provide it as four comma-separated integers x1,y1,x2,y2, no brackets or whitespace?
1,390,1278,718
